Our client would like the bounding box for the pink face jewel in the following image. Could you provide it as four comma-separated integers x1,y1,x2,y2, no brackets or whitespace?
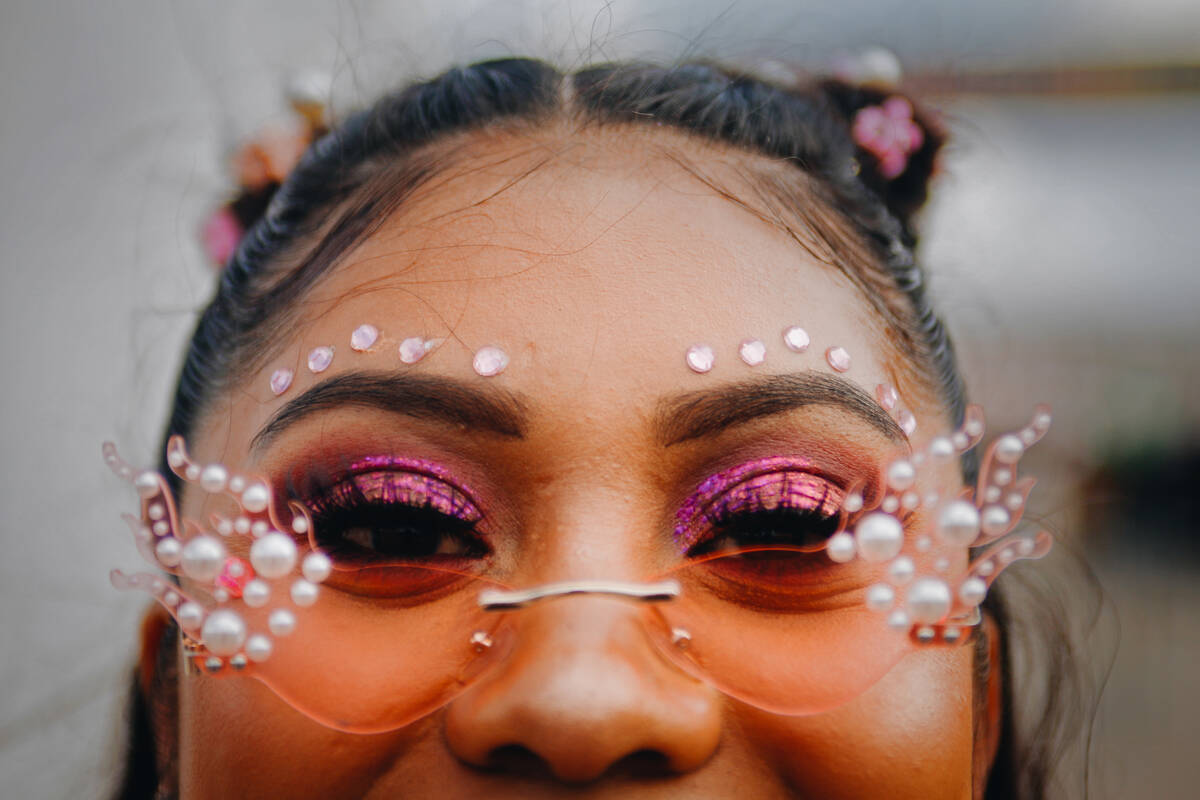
782,326,810,353
307,346,334,374
825,346,851,372
269,368,293,396
350,324,379,352
738,339,766,366
473,346,509,377
876,383,898,411
898,409,917,437
685,344,715,373
399,337,428,365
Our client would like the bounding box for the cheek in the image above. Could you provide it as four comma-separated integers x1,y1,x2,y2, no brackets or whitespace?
735,645,976,799
180,671,426,799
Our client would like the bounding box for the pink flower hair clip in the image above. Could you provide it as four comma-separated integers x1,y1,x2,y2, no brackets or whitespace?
851,96,925,179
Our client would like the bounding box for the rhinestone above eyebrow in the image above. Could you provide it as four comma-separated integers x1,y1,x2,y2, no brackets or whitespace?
782,325,810,352
269,369,293,396
738,338,766,366
473,345,509,377
825,346,851,373
685,344,715,373
350,324,379,351
398,337,428,364
307,346,334,374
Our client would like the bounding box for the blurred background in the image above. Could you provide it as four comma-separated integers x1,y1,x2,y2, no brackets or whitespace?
1,0,1196,796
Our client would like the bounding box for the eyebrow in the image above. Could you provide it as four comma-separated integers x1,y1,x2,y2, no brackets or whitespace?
653,372,905,446
250,371,530,453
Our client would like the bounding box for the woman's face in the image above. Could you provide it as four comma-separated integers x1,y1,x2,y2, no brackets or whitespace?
172,131,981,798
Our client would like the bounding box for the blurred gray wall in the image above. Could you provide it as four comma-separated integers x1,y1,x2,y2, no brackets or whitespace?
1,1,1197,797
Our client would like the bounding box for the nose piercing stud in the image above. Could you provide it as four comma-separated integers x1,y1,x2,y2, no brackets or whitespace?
469,631,493,652
671,627,692,650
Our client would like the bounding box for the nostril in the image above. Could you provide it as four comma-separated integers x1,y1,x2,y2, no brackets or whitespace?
482,744,677,783
484,744,554,780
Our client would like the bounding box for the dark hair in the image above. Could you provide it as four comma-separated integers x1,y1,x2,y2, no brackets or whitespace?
117,57,1065,799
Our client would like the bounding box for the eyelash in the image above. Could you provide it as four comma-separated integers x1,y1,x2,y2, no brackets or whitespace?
296,469,489,567
682,470,849,558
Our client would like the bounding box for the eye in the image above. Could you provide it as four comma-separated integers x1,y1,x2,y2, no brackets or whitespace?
679,465,847,560
299,468,490,571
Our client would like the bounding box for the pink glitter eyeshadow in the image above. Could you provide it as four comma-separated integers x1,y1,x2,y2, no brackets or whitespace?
306,456,482,524
674,457,845,551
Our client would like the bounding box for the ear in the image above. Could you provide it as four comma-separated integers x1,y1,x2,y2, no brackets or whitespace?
137,602,173,696
973,613,1005,797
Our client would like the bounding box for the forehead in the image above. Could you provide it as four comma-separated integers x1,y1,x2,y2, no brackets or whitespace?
208,129,899,455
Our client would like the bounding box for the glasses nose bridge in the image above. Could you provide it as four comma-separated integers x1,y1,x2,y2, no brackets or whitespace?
477,578,682,612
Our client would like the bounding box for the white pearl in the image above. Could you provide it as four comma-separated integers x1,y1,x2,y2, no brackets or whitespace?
250,533,297,579
905,578,951,624
199,464,228,493
842,493,864,513
148,503,165,521
241,483,270,514
234,517,251,535
855,512,903,562
977,560,995,576
229,476,246,494
152,521,169,536
886,609,910,631
133,470,159,499
980,505,1011,537
213,588,230,604
881,496,900,514
290,579,319,607
155,537,183,567
993,434,1025,465
929,437,954,459
302,552,332,583
268,609,296,637
292,516,309,535
177,602,204,631
937,500,980,546
185,465,201,481
887,556,915,584
180,536,226,582
243,579,270,608
959,576,988,606
245,635,273,663
865,583,895,611
201,610,246,657
251,521,269,538
826,532,856,563
886,460,915,491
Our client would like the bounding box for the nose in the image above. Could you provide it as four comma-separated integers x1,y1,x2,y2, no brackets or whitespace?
443,594,722,782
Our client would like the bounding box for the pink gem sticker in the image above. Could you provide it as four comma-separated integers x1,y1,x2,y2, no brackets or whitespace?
685,344,715,373
782,326,810,353
739,338,766,366
825,346,851,372
269,368,293,396
350,324,379,352
898,410,917,437
398,337,428,365
473,346,509,377
876,383,898,410
307,346,334,374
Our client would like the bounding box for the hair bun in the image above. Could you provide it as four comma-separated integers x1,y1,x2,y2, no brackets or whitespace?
819,79,945,239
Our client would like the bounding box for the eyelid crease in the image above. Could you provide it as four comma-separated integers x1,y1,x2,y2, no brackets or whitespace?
297,460,484,525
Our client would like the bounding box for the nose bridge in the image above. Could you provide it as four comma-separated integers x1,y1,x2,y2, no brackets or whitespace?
445,587,721,782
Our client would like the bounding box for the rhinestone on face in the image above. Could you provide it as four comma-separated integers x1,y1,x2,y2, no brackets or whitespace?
245,635,273,663
898,410,917,437
866,583,895,611
888,556,915,584
290,579,319,607
199,464,228,493
876,383,898,410
269,368,293,396
301,552,332,583
473,346,509,377
307,346,334,374
350,324,379,352
782,326,810,352
268,609,296,637
398,337,428,364
682,344,714,374
937,499,981,546
241,483,270,514
825,346,851,372
738,338,766,366
155,537,182,567
886,460,916,491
